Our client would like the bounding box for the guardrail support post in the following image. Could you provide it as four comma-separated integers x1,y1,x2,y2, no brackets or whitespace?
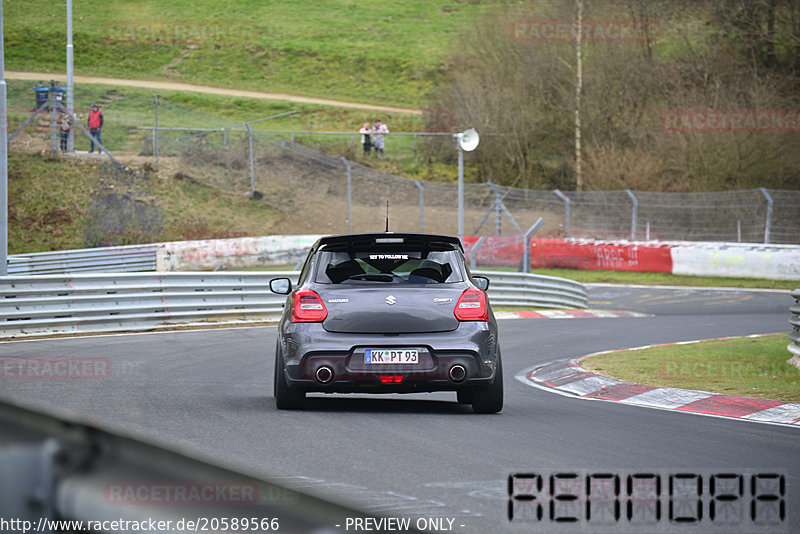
760,188,773,244
522,218,544,273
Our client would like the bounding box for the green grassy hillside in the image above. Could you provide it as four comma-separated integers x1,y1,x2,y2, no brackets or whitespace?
7,152,277,254
5,0,493,107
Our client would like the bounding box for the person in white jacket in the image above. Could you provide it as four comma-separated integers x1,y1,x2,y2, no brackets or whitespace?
372,119,389,159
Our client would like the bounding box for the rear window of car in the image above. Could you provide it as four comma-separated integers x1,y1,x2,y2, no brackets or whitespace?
314,250,464,284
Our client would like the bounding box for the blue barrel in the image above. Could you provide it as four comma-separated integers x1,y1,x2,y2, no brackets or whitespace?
33,84,67,110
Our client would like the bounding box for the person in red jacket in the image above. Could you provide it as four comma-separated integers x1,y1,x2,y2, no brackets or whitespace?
88,104,104,153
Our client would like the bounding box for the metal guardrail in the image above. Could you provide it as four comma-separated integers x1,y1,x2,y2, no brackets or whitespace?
0,270,586,338
476,270,588,309
0,400,403,533
790,289,800,359
8,244,157,275
0,272,299,337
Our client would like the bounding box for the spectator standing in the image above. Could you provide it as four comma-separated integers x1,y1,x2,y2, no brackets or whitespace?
58,110,72,152
359,122,372,155
372,119,389,159
88,104,104,153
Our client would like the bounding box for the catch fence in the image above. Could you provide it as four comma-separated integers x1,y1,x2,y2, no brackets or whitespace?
143,125,800,244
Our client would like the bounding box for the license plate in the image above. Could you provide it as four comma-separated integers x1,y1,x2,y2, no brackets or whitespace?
365,349,419,364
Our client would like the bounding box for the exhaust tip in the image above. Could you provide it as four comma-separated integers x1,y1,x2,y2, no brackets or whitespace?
449,364,467,383
315,365,334,384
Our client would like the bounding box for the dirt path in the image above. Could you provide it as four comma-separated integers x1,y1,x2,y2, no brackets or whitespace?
5,71,422,115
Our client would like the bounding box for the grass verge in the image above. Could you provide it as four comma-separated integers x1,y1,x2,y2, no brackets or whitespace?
582,334,800,403
523,267,798,291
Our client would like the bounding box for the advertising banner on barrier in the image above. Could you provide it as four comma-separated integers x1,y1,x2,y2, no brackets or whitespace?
671,243,800,281
529,238,674,273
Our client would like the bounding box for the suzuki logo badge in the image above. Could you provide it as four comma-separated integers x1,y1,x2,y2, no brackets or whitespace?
385,295,397,305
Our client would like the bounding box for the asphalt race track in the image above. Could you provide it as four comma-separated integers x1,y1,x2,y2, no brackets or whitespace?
1,285,798,533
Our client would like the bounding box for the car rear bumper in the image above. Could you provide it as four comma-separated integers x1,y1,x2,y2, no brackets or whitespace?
279,322,498,393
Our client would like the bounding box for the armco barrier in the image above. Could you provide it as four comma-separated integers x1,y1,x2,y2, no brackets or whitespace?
8,244,157,275
5,236,320,276
478,271,588,309
0,270,586,338
0,272,299,337
790,289,800,361
0,401,385,532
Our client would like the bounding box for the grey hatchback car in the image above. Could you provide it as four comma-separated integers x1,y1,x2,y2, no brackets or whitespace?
269,233,503,413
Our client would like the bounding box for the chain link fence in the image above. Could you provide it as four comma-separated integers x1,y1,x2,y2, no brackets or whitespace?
144,126,800,244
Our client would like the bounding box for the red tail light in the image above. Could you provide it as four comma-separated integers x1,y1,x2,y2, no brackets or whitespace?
454,288,489,321
291,289,328,322
379,376,405,384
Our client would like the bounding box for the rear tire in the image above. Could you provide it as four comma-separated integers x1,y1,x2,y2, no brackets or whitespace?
274,342,305,410
456,388,474,404
471,356,503,414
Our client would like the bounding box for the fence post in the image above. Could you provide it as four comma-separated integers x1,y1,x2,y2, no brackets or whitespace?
153,95,159,172
413,179,424,232
494,187,502,236
486,181,521,234
760,188,773,244
246,124,255,197
470,236,487,271
554,189,570,236
50,90,58,152
625,189,638,241
342,157,352,233
522,218,544,273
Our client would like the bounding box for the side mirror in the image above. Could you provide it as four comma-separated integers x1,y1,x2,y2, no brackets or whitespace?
473,276,490,292
270,278,292,295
